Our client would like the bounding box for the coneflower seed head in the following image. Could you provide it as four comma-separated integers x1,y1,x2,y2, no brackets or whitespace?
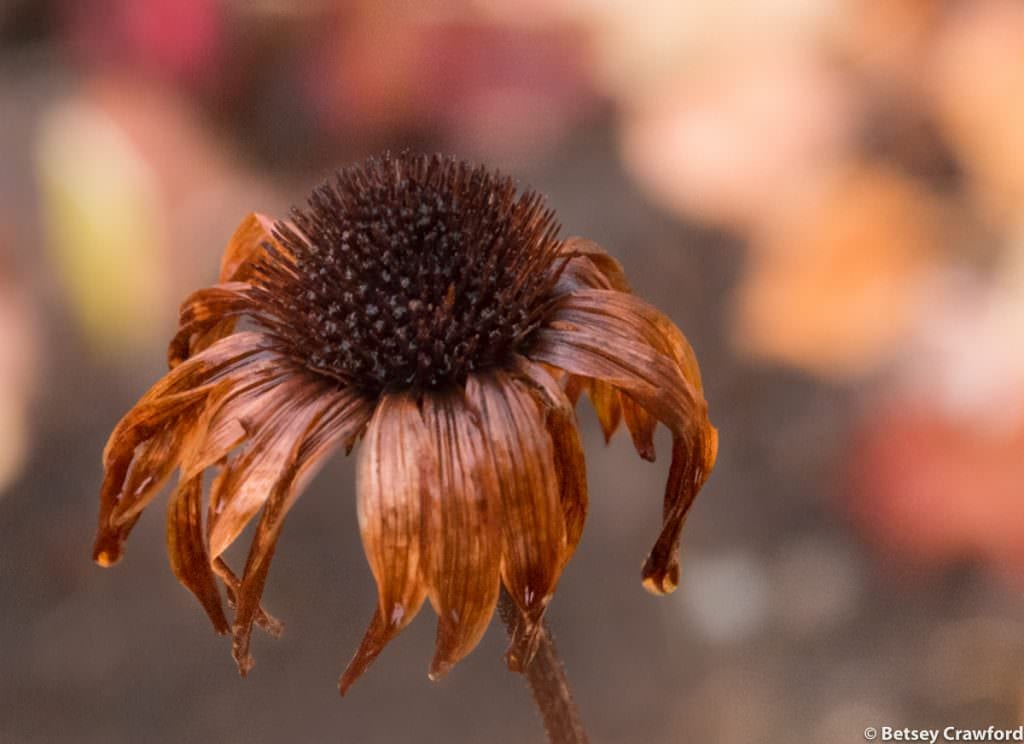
256,153,564,393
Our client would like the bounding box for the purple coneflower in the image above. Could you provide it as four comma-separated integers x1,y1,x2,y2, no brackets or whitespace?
93,152,717,701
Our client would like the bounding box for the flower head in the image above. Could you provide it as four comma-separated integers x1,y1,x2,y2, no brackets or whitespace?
93,152,717,691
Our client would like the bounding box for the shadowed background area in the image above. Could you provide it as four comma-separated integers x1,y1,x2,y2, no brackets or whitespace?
3,1,1024,742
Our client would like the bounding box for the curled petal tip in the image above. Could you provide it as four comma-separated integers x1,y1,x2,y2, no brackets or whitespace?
427,658,454,682
93,550,118,568
641,559,680,596
232,632,257,676
234,653,255,677
338,609,400,695
338,653,374,695
260,614,285,639
92,537,123,567
337,670,358,697
338,651,375,696
267,621,285,638
637,444,657,462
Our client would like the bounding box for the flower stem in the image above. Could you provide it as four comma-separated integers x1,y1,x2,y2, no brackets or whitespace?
498,591,589,744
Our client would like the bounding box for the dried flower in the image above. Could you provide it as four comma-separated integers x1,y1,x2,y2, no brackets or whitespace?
93,152,717,692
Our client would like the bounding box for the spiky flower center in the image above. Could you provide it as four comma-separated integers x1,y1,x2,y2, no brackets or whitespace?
259,153,563,392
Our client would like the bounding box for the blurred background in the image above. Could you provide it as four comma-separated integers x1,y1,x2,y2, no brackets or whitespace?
3,1,1024,742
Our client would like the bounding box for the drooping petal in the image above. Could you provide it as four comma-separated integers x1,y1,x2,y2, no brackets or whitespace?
621,393,658,462
511,355,572,416
218,212,280,284
167,283,259,368
166,475,229,634
162,363,295,637
532,289,717,595
93,331,278,566
641,433,717,595
166,213,301,367
231,387,374,675
115,424,190,526
420,391,503,681
553,237,631,295
177,359,291,482
206,374,331,562
547,403,588,560
212,557,282,638
511,356,590,563
589,379,622,442
466,372,566,671
564,374,586,406
340,393,429,694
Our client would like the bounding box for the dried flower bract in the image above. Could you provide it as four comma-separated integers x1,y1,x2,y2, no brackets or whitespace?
93,152,718,691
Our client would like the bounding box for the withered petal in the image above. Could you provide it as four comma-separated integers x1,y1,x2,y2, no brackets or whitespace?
547,404,588,561
532,289,717,595
420,391,502,681
564,375,586,407
466,372,566,671
513,359,589,566
554,237,631,295
338,608,399,696
589,380,622,443
582,289,706,393
535,290,707,443
641,433,718,595
114,424,188,527
166,476,229,634
206,375,330,562
168,283,259,368
212,557,283,637
94,332,278,566
167,213,303,368
621,392,658,462
230,387,373,675
511,355,573,418
218,212,279,284
178,360,291,482
339,393,429,694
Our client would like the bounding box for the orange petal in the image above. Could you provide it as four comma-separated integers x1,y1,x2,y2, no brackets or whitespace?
212,557,282,638
231,387,373,675
641,431,718,595
419,391,502,681
547,406,588,560
167,212,298,368
511,357,589,567
178,360,290,482
206,376,328,562
564,375,586,406
340,393,429,694
166,476,229,634
466,373,566,671
167,283,258,368
554,237,631,294
511,355,573,417
339,608,397,696
93,332,277,566
113,424,188,527
589,380,622,442
218,212,279,284
621,392,657,462
535,291,708,442
532,289,717,595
